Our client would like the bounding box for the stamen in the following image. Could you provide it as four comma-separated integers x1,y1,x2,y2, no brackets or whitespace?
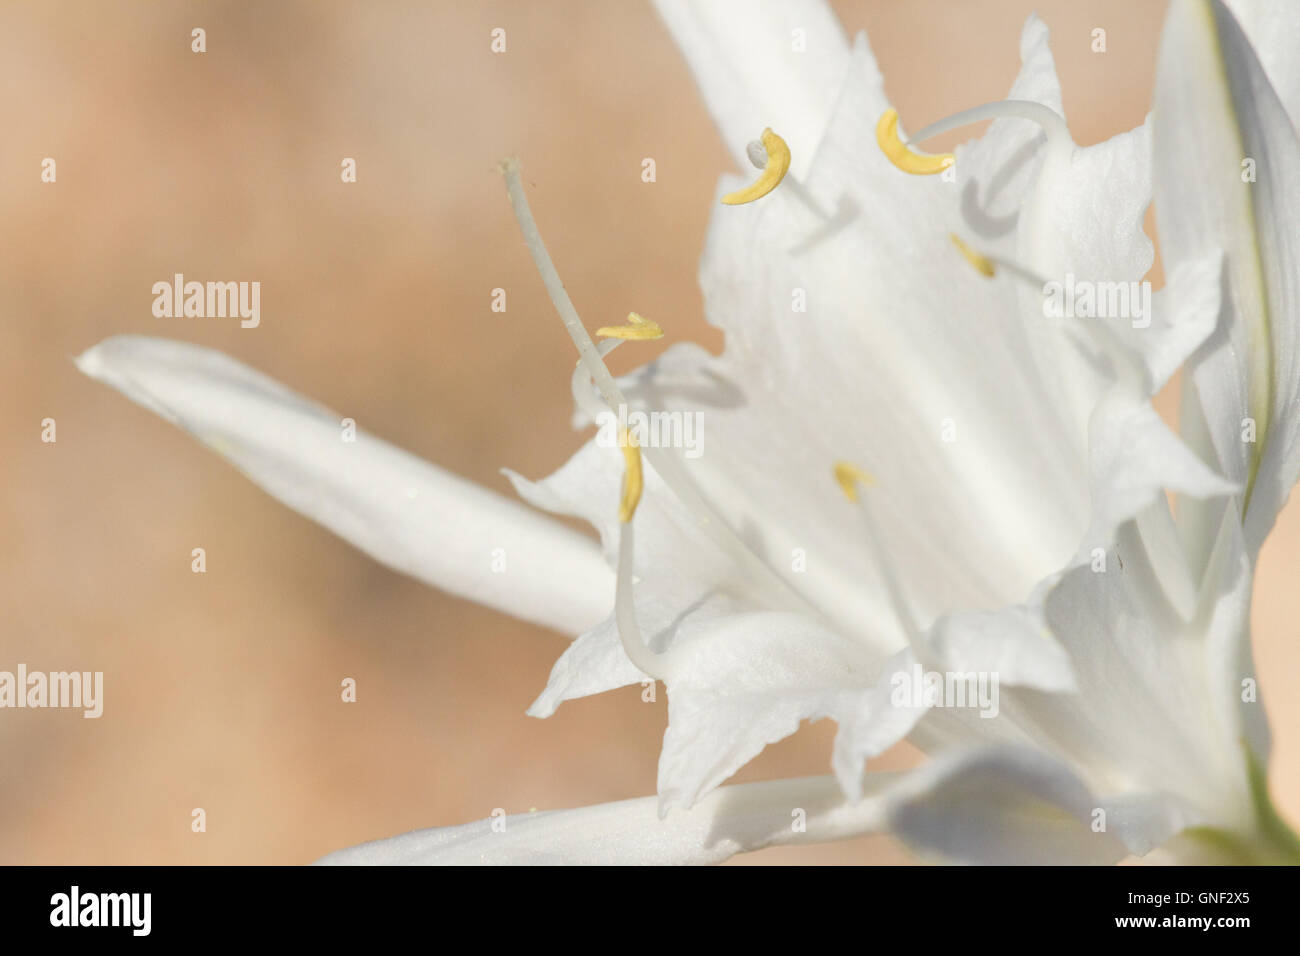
833,461,874,502
618,429,643,523
949,233,996,278
740,129,827,220
596,312,663,341
501,157,808,612
875,108,953,176
721,128,791,205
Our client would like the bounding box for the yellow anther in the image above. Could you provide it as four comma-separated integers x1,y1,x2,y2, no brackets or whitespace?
721,128,791,205
876,108,954,176
596,312,664,341
949,233,996,278
833,461,875,502
619,429,643,523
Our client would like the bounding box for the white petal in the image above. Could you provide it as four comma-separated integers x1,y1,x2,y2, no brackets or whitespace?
1200,502,1271,776
315,750,1128,865
1037,514,1256,834
315,774,890,865
655,615,925,811
1225,0,1300,128
886,747,1130,864
506,430,757,714
76,336,613,636
1042,123,1155,288
927,600,1075,693
1154,0,1300,560
652,0,850,177
1129,251,1226,393
1080,377,1239,553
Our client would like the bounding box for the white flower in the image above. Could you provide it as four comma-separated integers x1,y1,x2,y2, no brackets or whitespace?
78,0,1300,864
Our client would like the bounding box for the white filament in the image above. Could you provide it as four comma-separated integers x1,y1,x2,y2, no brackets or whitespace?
907,99,1070,151
910,99,1074,279
615,523,669,680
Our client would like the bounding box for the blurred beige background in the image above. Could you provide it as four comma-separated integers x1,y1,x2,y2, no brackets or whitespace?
0,0,1294,864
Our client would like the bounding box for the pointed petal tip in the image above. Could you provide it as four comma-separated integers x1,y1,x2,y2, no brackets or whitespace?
73,335,127,380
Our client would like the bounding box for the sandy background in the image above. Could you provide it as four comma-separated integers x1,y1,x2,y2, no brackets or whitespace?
1,0,1294,864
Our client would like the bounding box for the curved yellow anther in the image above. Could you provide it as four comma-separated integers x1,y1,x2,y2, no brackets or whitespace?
833,461,875,502
596,312,664,341
619,429,643,523
876,108,954,176
721,128,791,205
949,233,996,278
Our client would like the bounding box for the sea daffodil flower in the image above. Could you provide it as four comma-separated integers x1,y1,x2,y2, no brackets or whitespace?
79,0,1300,864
